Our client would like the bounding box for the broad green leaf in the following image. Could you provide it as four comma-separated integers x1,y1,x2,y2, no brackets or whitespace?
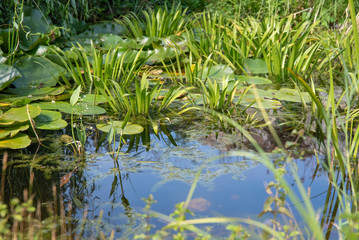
243,58,268,74
34,110,61,122
18,8,53,51
6,86,65,96
32,101,69,110
58,102,106,115
96,121,144,135
0,64,21,91
35,119,68,130
1,105,41,122
70,86,81,106
0,133,31,149
13,56,65,89
0,124,29,140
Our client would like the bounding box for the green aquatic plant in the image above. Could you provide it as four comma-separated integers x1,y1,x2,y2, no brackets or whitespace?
117,4,188,38
0,104,67,149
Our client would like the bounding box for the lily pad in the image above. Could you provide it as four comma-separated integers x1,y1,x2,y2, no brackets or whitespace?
96,121,144,135
32,101,69,110
34,110,62,122
0,124,29,140
0,64,22,91
6,86,65,96
13,56,65,89
35,119,68,130
1,105,41,122
57,102,106,115
0,133,31,149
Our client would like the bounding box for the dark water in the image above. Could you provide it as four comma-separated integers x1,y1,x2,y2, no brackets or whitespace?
2,124,331,238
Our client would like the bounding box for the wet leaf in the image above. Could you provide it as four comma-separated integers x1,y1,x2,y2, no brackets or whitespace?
96,121,144,135
0,133,31,149
58,102,106,115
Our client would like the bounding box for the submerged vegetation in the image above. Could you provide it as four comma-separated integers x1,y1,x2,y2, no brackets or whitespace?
1,0,359,239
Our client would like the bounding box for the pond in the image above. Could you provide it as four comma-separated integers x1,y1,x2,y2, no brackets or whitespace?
2,119,332,239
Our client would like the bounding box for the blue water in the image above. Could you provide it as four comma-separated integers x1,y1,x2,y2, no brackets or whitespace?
64,129,330,238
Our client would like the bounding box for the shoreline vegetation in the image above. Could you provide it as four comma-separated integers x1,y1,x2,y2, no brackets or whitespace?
1,0,359,239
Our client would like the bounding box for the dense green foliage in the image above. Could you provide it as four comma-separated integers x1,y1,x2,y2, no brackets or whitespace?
2,0,359,239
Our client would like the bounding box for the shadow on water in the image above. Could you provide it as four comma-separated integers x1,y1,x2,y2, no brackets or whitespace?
0,121,340,238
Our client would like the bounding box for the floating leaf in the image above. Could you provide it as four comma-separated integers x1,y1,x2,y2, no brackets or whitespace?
0,133,31,149
1,105,41,122
0,124,29,140
13,56,65,89
58,102,106,115
96,121,144,135
35,119,68,130
32,101,68,110
34,110,61,122
6,86,65,96
0,64,21,91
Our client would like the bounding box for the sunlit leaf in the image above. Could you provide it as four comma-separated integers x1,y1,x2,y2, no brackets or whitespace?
0,133,31,149
1,105,41,122
96,121,144,135
35,119,68,130
0,124,29,140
